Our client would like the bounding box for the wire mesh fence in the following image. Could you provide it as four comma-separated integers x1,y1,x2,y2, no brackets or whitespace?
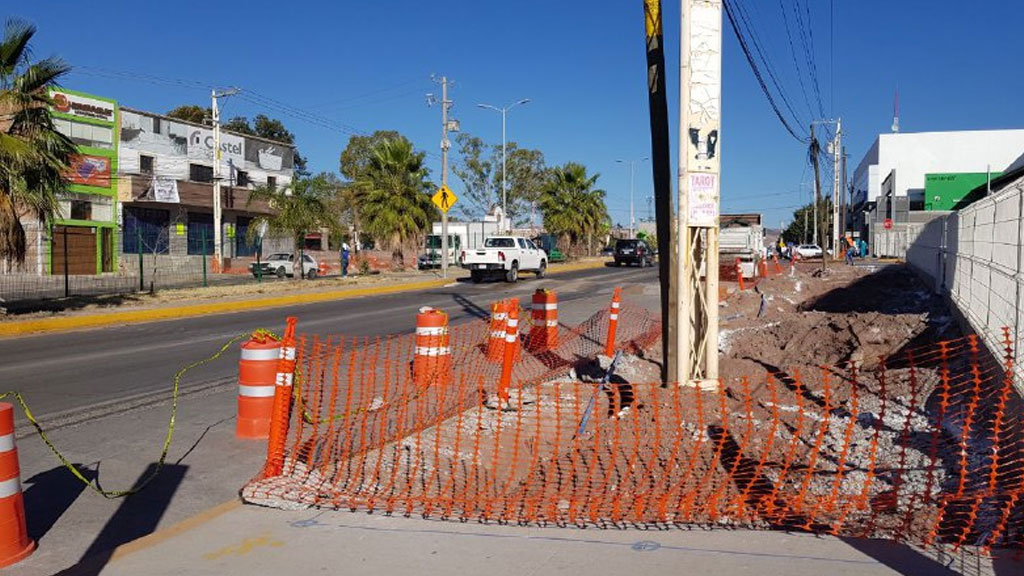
0,227,291,306
243,297,1024,553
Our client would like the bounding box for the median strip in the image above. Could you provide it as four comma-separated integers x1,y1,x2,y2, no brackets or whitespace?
0,259,608,337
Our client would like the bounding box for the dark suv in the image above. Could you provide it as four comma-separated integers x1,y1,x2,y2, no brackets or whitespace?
614,239,654,267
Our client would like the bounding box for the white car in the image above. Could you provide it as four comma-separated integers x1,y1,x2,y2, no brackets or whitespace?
793,244,823,259
251,252,319,279
461,236,547,283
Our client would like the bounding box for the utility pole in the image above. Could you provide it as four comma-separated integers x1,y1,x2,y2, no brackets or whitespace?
617,157,649,238
676,0,723,390
643,0,675,383
435,77,454,278
832,118,842,254
211,88,238,274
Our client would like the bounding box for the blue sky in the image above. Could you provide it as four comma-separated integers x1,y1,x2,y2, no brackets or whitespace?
11,0,1024,230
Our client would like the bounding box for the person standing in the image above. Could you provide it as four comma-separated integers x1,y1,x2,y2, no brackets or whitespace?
341,242,350,277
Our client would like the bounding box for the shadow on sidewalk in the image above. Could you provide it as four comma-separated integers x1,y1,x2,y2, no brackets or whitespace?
23,463,98,541
839,537,961,576
55,463,188,576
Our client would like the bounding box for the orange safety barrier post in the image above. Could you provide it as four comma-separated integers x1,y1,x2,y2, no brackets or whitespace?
486,300,509,362
497,305,520,403
735,258,746,290
413,307,452,388
318,261,328,277
772,253,783,274
237,332,283,438
0,403,34,569
759,259,769,278
528,289,559,353
263,316,297,478
604,287,622,357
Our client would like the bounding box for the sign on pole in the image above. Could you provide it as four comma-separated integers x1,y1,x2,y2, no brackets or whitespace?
432,185,457,214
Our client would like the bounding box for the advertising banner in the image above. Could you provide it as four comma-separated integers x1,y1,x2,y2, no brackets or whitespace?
151,177,180,203
68,154,112,188
688,172,718,227
51,90,116,123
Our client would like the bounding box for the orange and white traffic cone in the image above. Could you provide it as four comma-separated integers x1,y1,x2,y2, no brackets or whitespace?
773,254,783,274
497,305,520,404
0,403,34,569
413,307,451,388
736,258,746,291
237,332,282,439
486,300,509,362
759,259,768,278
528,289,558,353
318,261,328,277
604,287,622,357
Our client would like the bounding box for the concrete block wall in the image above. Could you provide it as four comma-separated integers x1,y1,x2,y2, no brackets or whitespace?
906,175,1024,390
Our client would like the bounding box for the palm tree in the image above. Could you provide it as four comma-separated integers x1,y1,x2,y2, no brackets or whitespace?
356,138,437,266
539,162,610,256
0,19,76,266
247,173,342,280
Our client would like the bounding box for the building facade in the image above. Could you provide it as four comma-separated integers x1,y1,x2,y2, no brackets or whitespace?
850,129,1024,257
117,107,296,272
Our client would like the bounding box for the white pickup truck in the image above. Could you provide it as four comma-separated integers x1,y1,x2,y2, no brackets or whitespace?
461,236,548,283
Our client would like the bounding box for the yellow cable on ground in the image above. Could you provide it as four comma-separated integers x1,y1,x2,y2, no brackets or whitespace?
0,331,256,498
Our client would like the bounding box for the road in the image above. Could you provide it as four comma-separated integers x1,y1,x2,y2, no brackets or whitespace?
0,265,655,420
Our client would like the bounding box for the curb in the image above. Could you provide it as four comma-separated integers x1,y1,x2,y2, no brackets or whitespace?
0,259,609,338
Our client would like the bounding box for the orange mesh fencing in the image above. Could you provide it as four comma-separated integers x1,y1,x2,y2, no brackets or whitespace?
243,304,1024,553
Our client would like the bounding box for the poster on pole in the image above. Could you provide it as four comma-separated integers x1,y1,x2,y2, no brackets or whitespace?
687,172,718,227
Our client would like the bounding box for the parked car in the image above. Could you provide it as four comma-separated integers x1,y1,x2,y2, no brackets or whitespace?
793,244,823,259
461,236,547,283
600,245,615,257
613,239,655,267
251,253,319,279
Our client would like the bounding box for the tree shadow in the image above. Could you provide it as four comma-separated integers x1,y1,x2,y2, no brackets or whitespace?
838,538,963,576
55,463,188,576
450,292,491,321
23,463,98,542
3,294,142,316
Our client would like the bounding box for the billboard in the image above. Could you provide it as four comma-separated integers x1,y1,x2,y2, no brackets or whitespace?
50,90,116,123
68,154,112,187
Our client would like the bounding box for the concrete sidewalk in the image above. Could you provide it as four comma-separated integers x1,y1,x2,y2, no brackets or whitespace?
71,504,1015,576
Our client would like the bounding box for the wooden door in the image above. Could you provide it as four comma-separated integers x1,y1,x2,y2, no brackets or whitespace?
52,226,97,275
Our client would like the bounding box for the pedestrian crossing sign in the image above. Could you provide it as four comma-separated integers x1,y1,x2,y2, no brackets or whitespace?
432,185,457,213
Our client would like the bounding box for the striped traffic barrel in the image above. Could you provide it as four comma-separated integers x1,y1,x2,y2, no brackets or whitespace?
413,307,451,387
486,300,509,362
528,289,558,353
0,403,34,568
237,333,283,438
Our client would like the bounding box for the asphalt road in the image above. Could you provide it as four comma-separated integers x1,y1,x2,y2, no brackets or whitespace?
0,265,656,419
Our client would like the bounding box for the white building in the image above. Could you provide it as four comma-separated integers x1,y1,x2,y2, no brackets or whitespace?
851,129,1024,256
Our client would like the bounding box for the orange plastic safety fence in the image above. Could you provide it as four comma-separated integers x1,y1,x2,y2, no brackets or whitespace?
243,307,1024,553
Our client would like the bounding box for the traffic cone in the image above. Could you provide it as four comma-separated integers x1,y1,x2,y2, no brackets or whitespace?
237,332,283,439
736,258,746,290
0,403,34,569
605,287,622,357
413,307,451,388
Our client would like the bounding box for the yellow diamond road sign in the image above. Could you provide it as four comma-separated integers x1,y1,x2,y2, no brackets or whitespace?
432,185,457,213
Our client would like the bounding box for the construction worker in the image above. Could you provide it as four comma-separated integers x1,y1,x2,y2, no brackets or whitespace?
341,242,350,277
845,235,857,266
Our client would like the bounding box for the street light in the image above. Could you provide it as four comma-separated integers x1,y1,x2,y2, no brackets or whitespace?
616,157,649,238
478,99,530,230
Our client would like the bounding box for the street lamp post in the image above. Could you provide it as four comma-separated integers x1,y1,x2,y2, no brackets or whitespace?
478,99,530,230
616,157,649,238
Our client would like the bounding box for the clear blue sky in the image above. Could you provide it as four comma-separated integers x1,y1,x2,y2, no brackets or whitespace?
11,1,1024,230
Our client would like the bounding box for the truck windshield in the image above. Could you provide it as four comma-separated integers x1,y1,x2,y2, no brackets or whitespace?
484,238,515,248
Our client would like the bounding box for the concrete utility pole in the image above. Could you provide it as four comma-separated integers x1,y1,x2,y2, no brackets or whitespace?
832,118,842,253
437,77,454,278
675,0,723,390
617,157,649,238
211,88,239,273
478,99,530,230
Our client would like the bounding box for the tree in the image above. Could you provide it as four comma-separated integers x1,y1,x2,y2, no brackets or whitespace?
781,200,833,246
539,163,610,256
166,105,209,124
246,173,342,280
356,137,437,266
0,19,77,265
338,130,404,250
453,132,547,224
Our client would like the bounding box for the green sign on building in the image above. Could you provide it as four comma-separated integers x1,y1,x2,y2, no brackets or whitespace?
924,172,1001,211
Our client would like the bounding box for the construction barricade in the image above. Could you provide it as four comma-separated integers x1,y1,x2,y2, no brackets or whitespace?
486,300,509,362
527,289,558,353
413,307,452,388
0,403,34,569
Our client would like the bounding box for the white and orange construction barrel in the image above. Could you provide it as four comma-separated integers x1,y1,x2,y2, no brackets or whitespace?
0,403,34,569
237,332,283,439
413,307,451,387
528,289,559,353
486,300,509,362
